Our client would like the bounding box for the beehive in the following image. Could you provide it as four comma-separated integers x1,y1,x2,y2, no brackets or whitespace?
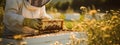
1,19,87,45
42,19,63,30
24,32,87,45
38,19,64,33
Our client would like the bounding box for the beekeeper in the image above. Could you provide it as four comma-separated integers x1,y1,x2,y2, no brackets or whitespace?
1,0,52,45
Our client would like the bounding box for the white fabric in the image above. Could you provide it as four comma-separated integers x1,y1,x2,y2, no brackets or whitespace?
3,0,52,33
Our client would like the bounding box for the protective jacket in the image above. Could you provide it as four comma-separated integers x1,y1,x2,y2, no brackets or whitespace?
3,0,51,35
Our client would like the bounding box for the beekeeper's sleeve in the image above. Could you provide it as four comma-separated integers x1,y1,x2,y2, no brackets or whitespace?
3,0,24,33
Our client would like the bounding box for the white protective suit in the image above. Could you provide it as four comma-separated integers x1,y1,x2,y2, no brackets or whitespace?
1,0,52,45
4,0,52,34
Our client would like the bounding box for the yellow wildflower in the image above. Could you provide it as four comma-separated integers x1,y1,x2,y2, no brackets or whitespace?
111,15,118,20
101,26,109,31
89,10,97,15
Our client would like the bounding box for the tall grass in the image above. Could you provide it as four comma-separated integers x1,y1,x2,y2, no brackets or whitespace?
86,10,120,45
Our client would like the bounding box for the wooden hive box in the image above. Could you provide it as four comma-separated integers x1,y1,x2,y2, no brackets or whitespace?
22,19,87,45
24,32,87,45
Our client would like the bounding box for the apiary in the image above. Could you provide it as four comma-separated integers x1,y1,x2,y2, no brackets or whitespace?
1,19,87,45
21,19,87,45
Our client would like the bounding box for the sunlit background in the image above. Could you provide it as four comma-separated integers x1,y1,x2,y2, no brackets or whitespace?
0,0,120,45
47,0,120,11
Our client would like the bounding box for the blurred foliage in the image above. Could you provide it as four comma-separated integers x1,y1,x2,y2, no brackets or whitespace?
0,0,5,7
62,7,120,44
49,5,120,44
0,0,5,35
0,7,4,35
47,0,120,11
75,10,120,45
0,7,4,24
0,0,120,45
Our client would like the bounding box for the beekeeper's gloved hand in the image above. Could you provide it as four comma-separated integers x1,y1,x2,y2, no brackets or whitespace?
23,18,41,30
